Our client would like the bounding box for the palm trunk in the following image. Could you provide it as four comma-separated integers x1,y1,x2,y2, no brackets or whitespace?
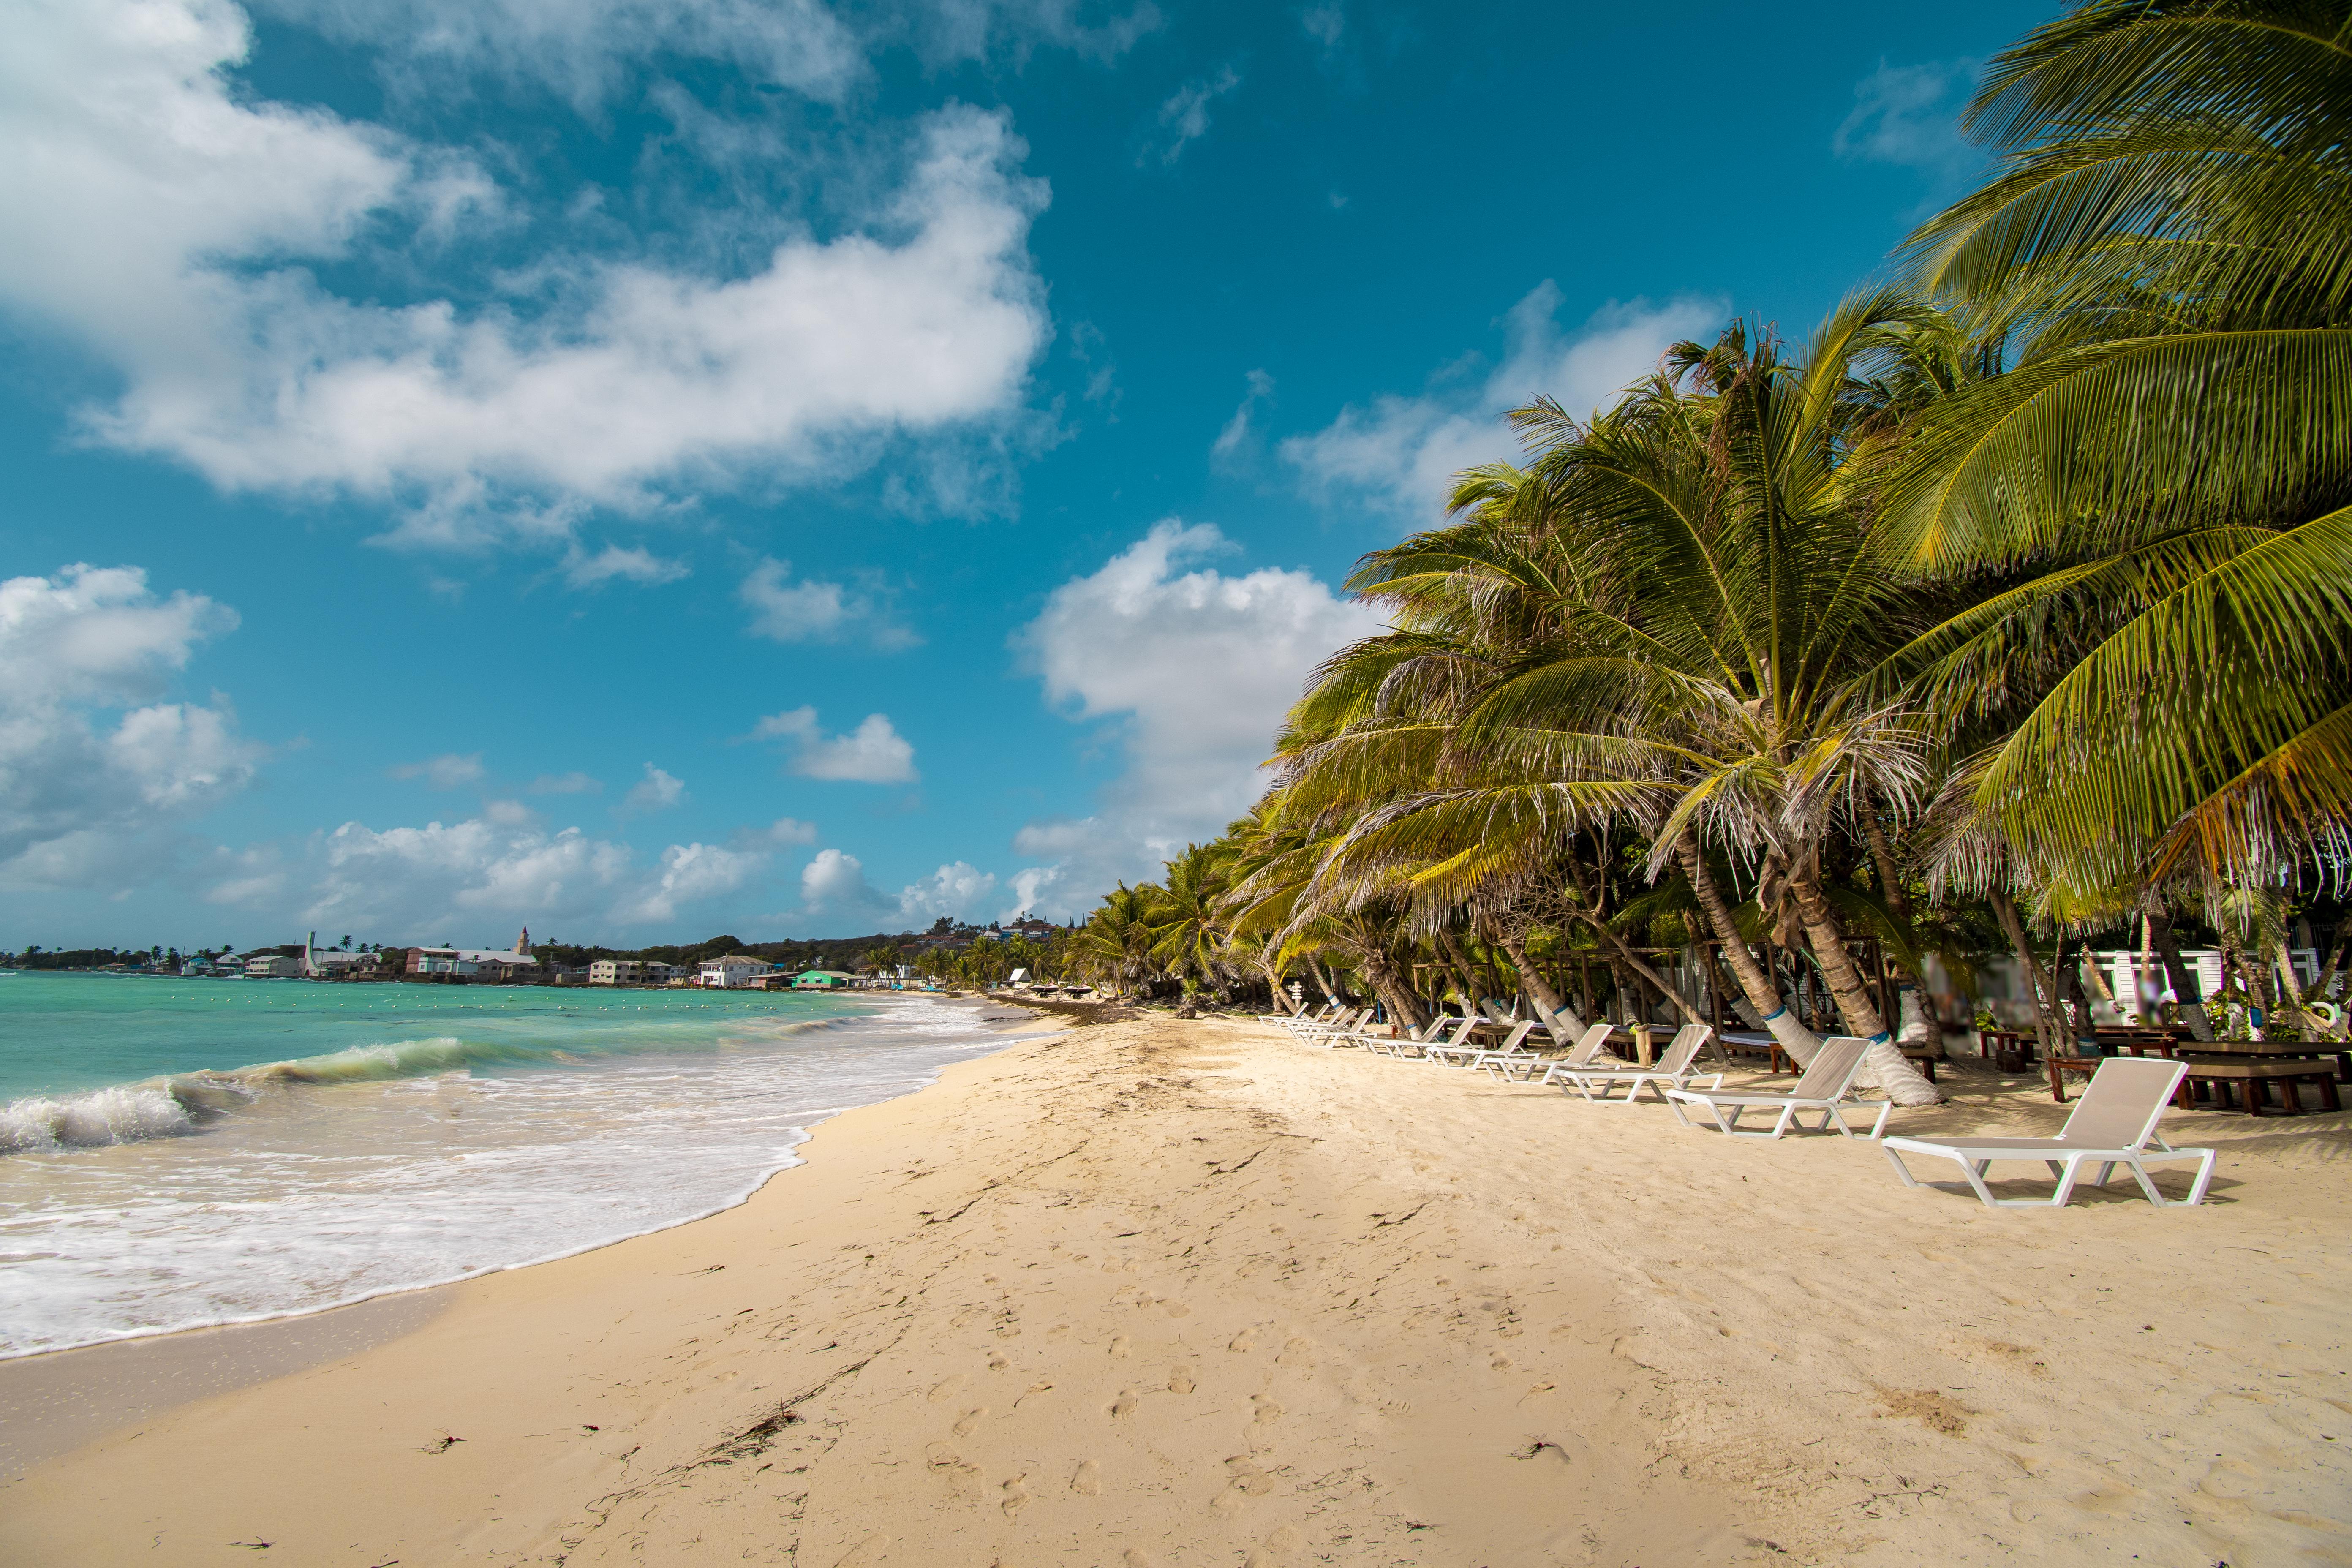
1676,830,1819,1061
1576,915,1707,1028
1791,874,1942,1105
1358,947,1426,1034
1437,927,1484,1014
1496,928,1585,1039
2145,904,2214,1041
1990,887,2060,1056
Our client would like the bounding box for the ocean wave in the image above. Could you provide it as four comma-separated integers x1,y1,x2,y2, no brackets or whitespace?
0,1010,875,1157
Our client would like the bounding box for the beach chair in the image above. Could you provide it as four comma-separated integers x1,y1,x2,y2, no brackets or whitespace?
1429,1018,1533,1068
1489,1021,1617,1082
1279,1000,1343,1035
1374,1013,1475,1060
1265,999,1337,1028
1548,1024,1721,1105
1298,1006,1372,1047
1663,1036,1890,1139
1880,1057,2217,1209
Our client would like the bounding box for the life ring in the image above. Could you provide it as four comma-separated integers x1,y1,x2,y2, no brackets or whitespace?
2308,999,2342,1029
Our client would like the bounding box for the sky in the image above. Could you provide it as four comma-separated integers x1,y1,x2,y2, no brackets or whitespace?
0,0,2051,951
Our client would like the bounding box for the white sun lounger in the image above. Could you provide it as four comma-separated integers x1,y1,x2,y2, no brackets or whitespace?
1270,999,1341,1030
1548,1024,1720,1105
1375,1013,1476,1059
1299,1006,1373,1047
1664,1035,1891,1139
1487,1021,1617,1082
1429,1018,1534,1068
1881,1057,2216,1208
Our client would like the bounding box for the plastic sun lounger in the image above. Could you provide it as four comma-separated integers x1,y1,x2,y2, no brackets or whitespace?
1489,1021,1617,1082
1280,1001,1345,1034
1298,1007,1373,1046
1374,1013,1476,1059
1549,1024,1720,1105
1430,1018,1534,1068
1881,1057,2217,1209
1266,1000,1339,1028
1664,1036,1891,1139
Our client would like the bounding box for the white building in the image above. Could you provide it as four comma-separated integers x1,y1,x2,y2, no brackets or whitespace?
590,959,678,986
697,954,772,989
407,930,540,981
243,953,301,978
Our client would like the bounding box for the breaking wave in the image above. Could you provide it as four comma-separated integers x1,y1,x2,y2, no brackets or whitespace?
0,1013,860,1156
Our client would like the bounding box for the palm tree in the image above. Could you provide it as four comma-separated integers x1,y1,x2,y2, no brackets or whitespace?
1885,0,2352,906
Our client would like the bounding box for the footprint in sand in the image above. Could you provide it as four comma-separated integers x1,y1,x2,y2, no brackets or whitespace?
1071,1458,1102,1495
1274,1337,1313,1368
953,1406,990,1436
1108,1388,1139,1418
987,1353,1010,1371
833,1533,890,1567
1122,1551,1154,1567
1109,1334,1132,1358
1243,1524,1304,1565
1489,1353,1513,1370
1212,1457,1274,1511
999,1474,1031,1519
1168,1369,1196,1394
928,1375,968,1404
1228,1328,1258,1353
1165,1301,1191,1317
1250,1394,1284,1424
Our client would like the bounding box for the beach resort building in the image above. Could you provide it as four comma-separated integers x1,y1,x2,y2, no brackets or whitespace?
790,969,855,990
243,953,302,978
406,932,540,982
697,954,773,989
588,959,678,986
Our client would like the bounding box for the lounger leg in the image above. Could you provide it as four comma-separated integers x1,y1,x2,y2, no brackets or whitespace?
1711,1102,1740,1137
2185,1148,2218,1205
1768,1105,1795,1140
1666,1094,1696,1129
2049,1157,2085,1208
1864,1102,1892,1140
1881,1143,1923,1187
1960,1157,2002,1208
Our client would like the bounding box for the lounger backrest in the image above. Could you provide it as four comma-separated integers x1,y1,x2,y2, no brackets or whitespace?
1788,1036,1870,1099
1437,1014,1479,1050
1489,1020,1535,1054
1568,1021,1616,1065
1655,1026,1708,1075
2058,1057,2190,1149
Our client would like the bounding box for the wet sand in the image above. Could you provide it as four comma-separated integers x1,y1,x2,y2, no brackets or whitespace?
2,1014,2344,1565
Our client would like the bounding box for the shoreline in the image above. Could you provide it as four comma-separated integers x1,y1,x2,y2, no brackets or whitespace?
0,993,1052,1470
3,1013,2344,1565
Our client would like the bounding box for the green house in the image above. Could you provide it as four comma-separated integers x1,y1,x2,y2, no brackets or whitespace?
791,969,855,990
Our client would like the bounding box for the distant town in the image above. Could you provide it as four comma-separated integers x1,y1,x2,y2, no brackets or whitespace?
3,915,1084,993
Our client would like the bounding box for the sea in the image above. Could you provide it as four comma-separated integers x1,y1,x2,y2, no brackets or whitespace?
0,973,1012,1358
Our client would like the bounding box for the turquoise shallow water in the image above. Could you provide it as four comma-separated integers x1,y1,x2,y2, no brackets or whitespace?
0,971,862,1103
0,974,1006,1357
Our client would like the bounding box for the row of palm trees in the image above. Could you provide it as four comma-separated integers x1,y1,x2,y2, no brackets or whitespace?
1070,0,2352,1089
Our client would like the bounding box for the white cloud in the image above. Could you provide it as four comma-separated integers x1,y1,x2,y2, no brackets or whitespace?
528,771,602,794
897,860,997,923
613,840,763,923
738,556,915,647
562,543,690,589
1007,520,1380,913
751,708,918,784
1834,58,1982,182
798,846,898,920
621,763,687,814
1301,4,1343,49
390,751,485,789
1279,286,1723,520
261,0,867,111
0,4,1053,544
730,816,819,849
1210,368,1274,466
0,564,257,885
1149,66,1239,165
909,0,1162,69
482,798,538,826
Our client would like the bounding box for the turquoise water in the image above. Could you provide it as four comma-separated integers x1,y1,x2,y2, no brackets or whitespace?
0,972,863,1104
0,974,1007,1357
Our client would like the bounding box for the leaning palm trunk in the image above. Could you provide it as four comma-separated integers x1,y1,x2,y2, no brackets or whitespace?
1792,877,1943,1105
1990,887,2062,1056
1495,928,1586,1038
1677,833,1822,1063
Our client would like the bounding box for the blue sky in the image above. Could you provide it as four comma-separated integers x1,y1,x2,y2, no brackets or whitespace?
0,0,2047,950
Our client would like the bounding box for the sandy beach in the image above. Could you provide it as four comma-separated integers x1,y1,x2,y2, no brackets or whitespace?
3,1013,2346,1566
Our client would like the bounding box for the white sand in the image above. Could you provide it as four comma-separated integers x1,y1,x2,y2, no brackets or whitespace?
3,1015,2344,1565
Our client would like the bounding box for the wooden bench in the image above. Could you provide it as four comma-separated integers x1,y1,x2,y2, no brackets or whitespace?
2182,1059,2343,1116
1901,1044,1941,1083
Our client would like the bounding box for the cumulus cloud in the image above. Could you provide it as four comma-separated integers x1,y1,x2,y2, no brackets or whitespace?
1301,4,1343,49
897,860,997,923
621,763,687,814
0,565,258,887
0,4,1054,549
1834,58,1982,183
1148,66,1240,165
798,846,898,920
612,840,763,923
1279,286,1724,519
750,708,918,784
482,798,538,826
528,771,602,794
1007,521,1380,913
390,752,486,789
738,556,915,647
